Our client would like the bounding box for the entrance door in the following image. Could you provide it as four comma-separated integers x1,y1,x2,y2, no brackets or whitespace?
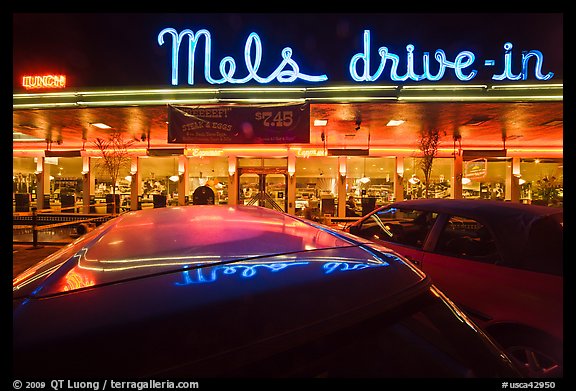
239,168,287,212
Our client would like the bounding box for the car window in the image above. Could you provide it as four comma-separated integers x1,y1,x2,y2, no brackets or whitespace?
356,207,437,249
520,215,563,276
435,216,501,264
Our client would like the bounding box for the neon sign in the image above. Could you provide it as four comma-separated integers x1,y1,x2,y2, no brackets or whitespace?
350,30,477,82
296,148,326,158
22,74,67,89
158,28,554,85
351,32,554,82
158,28,328,86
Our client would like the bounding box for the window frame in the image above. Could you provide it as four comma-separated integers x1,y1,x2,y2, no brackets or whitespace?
355,207,439,251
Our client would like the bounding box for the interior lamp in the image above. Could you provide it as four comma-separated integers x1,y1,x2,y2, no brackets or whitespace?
169,175,179,182
339,159,346,176
130,159,138,175
408,174,420,185
36,158,43,173
287,157,296,177
359,157,370,183
178,156,186,175
396,159,404,177
228,157,236,176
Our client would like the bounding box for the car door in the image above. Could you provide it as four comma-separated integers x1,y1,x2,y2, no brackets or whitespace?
418,213,563,341
350,206,438,267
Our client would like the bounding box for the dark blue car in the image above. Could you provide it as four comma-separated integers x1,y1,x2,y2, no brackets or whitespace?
13,205,521,378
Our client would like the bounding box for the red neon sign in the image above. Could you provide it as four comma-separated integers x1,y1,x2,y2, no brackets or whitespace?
22,74,67,90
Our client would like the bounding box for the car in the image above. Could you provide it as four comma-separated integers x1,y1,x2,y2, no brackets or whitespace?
13,205,521,378
346,199,563,377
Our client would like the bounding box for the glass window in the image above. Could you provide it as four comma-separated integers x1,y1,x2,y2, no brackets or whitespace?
435,216,501,264
462,159,507,201
90,156,131,212
356,207,438,249
13,157,38,212
188,156,229,205
13,157,37,195
239,173,287,212
236,288,517,377
403,157,451,200
520,158,563,207
50,157,83,212
295,157,337,217
346,157,395,212
91,156,131,194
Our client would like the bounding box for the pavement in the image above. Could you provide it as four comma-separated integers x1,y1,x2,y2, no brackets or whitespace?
12,244,65,278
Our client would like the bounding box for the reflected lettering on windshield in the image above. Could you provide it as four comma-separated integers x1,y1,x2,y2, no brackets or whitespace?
175,261,389,286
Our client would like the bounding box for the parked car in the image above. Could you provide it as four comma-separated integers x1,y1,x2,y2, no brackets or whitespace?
346,199,563,377
13,205,520,378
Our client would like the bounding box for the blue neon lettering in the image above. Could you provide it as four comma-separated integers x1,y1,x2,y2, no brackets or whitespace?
158,28,328,86
423,51,446,81
521,49,554,80
159,28,554,85
349,30,477,82
492,42,522,81
492,42,554,81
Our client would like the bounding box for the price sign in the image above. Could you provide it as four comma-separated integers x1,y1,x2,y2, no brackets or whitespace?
168,103,309,144
254,111,294,127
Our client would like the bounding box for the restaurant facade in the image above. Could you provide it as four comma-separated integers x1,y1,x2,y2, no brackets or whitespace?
13,15,563,218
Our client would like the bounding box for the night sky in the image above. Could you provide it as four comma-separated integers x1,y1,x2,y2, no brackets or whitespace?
12,13,563,90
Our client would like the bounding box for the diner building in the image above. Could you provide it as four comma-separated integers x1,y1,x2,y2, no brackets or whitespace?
13,16,563,218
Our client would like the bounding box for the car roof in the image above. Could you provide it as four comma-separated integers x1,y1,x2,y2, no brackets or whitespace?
14,205,427,298
387,199,562,220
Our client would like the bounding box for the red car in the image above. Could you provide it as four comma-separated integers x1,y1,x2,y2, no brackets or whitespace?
347,199,563,377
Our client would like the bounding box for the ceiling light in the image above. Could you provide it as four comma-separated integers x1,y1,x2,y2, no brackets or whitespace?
541,119,563,127
13,132,45,142
91,122,112,129
386,119,405,126
359,176,370,184
169,175,179,182
314,119,328,126
461,177,472,185
464,117,491,126
17,123,39,130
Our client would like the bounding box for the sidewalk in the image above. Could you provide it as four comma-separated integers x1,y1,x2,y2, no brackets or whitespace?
12,244,65,278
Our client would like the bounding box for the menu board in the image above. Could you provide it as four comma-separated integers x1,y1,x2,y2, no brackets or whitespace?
168,103,310,144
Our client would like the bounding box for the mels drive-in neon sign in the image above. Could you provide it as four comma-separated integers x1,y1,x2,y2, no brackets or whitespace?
158,28,554,86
